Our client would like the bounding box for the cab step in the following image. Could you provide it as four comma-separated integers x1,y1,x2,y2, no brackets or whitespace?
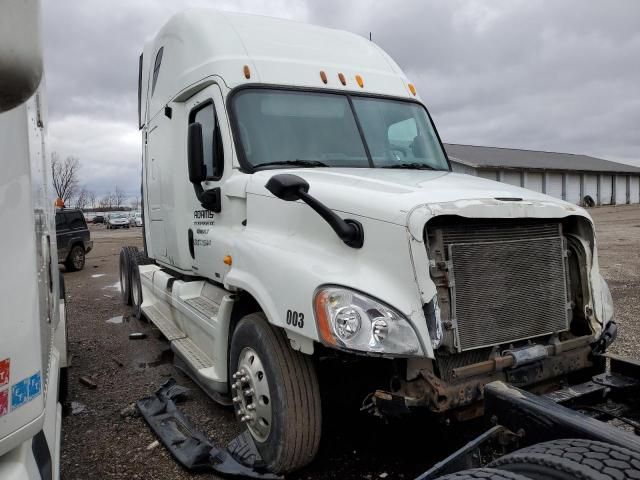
141,304,186,341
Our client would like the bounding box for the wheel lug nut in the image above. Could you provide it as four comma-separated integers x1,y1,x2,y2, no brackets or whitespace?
232,396,240,403
247,404,255,411
241,376,249,383
243,388,254,396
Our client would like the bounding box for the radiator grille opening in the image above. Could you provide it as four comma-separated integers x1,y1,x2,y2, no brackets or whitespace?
429,220,571,352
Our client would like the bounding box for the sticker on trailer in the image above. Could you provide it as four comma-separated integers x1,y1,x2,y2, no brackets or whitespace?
10,371,41,411
0,390,8,416
0,358,9,387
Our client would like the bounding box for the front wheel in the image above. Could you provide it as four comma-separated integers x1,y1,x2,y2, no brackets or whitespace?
229,313,321,474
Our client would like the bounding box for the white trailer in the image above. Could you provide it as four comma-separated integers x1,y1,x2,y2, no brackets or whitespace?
0,1,67,478
123,9,616,474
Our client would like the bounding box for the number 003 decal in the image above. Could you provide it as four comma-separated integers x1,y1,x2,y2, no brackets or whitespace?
285,310,304,328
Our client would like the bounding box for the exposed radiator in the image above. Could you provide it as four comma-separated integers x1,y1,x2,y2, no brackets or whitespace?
437,221,570,352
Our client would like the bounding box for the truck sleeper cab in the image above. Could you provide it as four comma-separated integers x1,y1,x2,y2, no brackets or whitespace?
128,9,615,474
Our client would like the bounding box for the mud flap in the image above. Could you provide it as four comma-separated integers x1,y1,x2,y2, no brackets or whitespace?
137,379,282,479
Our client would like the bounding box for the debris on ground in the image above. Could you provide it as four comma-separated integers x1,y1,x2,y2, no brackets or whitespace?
79,376,97,389
146,440,160,450
70,401,86,415
119,403,139,418
137,379,281,479
129,332,147,340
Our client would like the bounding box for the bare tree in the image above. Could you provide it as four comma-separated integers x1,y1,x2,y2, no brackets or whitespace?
73,187,90,210
51,152,80,204
130,196,140,210
113,186,126,209
88,190,96,209
100,194,113,210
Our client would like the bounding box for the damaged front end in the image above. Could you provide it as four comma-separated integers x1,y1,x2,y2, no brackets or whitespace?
370,201,616,420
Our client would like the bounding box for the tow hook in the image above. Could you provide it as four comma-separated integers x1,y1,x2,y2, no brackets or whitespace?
361,390,410,419
592,320,618,354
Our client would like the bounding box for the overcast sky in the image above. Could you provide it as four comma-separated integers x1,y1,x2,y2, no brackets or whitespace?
42,0,640,199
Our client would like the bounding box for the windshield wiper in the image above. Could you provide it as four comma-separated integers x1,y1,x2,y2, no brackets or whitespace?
252,159,329,170
381,162,437,170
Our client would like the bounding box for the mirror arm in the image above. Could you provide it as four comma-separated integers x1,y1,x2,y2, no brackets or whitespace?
297,190,364,248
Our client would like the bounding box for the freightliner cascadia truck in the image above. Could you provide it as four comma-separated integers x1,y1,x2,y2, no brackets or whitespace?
0,1,68,478
121,9,630,475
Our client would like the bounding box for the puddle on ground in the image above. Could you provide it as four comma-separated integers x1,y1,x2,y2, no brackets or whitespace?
102,281,121,292
135,349,173,370
106,315,130,324
71,401,86,415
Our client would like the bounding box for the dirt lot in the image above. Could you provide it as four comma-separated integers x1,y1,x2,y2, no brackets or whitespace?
60,205,640,480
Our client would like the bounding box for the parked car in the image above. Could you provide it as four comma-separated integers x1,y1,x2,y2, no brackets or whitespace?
107,212,130,229
93,214,105,224
56,208,93,271
134,213,142,227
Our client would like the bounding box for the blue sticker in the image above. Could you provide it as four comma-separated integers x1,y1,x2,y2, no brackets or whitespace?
11,378,29,410
28,372,41,399
11,371,41,411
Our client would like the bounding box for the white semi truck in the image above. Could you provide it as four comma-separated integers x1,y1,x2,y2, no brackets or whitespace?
0,1,67,478
123,9,620,474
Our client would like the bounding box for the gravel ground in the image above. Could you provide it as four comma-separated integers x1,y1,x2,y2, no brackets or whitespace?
60,206,640,479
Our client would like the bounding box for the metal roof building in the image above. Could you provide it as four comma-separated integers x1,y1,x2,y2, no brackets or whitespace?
445,144,640,206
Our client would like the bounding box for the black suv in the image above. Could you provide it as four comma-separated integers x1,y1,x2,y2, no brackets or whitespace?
56,209,93,271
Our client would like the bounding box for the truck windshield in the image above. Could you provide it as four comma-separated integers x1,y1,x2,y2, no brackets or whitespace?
231,89,449,171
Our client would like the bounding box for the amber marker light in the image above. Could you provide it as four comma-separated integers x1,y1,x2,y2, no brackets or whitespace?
243,65,251,79
223,255,233,266
338,72,346,86
320,70,328,84
355,75,364,88
314,290,338,346
408,83,417,96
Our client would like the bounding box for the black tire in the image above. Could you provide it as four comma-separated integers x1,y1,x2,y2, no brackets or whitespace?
435,467,533,480
119,246,138,305
490,439,640,480
65,244,85,271
229,313,321,474
128,250,153,319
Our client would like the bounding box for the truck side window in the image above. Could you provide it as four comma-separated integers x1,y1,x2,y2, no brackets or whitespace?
68,212,86,230
190,101,224,180
151,47,164,97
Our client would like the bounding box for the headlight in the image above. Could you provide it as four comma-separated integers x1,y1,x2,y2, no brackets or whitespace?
598,274,614,323
314,287,423,356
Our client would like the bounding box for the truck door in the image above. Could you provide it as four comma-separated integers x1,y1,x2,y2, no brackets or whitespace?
146,116,169,260
186,85,234,281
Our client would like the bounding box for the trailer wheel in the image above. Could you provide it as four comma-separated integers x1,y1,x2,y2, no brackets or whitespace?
229,313,321,474
490,438,640,480
65,244,85,271
435,467,533,479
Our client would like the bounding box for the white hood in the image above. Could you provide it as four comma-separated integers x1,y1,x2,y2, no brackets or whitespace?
248,169,585,225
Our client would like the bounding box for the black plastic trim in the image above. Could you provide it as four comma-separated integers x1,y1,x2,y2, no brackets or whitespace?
32,430,52,480
226,83,452,174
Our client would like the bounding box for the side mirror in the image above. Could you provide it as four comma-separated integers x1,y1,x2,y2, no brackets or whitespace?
266,174,364,249
187,122,206,183
265,173,310,201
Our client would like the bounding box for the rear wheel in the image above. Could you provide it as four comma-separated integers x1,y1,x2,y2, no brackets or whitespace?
229,313,321,474
65,244,85,271
129,250,152,319
490,438,640,480
119,246,139,305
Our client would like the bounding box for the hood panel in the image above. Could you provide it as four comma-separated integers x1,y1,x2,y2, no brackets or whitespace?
248,168,579,225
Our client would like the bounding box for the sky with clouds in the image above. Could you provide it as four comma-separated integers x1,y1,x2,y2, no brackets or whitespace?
42,0,640,200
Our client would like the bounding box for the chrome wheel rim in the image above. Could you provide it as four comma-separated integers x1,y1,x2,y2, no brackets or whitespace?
232,347,272,442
